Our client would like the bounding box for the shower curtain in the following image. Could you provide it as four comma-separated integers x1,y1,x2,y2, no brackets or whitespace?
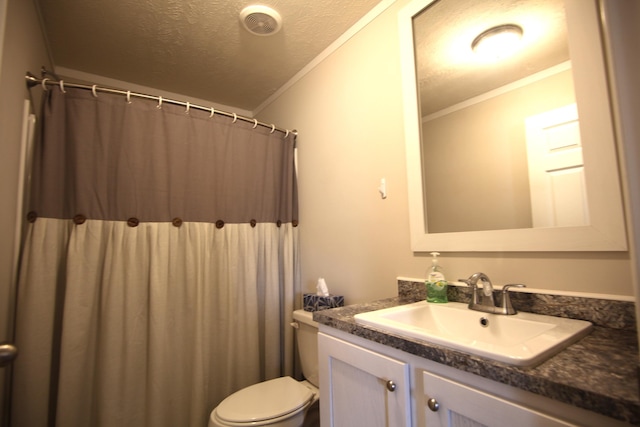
11,87,299,427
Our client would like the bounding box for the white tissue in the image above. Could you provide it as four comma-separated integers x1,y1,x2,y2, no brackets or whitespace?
316,277,330,297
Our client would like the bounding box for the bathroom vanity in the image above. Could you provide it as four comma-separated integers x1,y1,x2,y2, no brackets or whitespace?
314,280,639,426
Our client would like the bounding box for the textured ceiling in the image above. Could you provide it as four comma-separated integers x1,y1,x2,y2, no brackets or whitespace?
35,0,383,112
36,0,569,115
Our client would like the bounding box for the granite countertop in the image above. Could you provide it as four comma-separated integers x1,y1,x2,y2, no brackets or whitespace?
313,292,640,425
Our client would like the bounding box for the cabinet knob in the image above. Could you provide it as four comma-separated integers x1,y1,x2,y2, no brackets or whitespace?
427,398,440,412
386,380,397,392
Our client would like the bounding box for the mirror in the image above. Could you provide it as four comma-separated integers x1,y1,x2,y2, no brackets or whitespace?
399,0,627,251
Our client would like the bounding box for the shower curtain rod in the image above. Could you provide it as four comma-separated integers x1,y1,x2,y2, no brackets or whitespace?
25,72,297,137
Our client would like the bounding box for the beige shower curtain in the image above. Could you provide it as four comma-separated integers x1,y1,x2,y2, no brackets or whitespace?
11,87,299,427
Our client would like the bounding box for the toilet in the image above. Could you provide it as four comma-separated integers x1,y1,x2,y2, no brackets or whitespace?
208,310,319,427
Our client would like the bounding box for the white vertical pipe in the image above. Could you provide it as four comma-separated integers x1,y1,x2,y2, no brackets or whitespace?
11,100,36,289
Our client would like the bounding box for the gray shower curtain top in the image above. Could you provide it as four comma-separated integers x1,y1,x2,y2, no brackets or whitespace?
31,87,298,225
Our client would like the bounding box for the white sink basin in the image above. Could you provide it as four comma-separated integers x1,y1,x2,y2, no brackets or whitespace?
353,301,593,367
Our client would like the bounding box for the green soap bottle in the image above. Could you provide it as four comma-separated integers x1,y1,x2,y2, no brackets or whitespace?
426,252,448,303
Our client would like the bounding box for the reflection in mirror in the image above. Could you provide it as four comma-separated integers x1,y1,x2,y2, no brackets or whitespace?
399,0,627,251
415,0,585,233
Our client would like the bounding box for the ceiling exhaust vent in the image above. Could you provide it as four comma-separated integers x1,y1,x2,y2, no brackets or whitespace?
240,5,282,36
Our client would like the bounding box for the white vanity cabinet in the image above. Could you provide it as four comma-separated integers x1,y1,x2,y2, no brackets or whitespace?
318,326,629,427
422,371,575,427
318,332,412,427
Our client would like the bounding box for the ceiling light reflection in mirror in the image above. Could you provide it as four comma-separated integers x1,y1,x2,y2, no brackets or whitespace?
471,24,523,61
413,0,569,116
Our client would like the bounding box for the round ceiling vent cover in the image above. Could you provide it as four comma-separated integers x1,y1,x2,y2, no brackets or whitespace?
240,5,282,36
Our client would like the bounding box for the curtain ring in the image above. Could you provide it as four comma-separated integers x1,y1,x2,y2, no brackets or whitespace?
126,91,132,104
91,85,98,98
41,78,49,91
59,80,67,93
210,107,215,118
185,102,190,114
252,119,258,129
270,124,275,133
157,96,163,109
232,113,237,123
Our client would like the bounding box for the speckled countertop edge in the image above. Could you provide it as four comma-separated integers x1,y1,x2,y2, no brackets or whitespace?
313,296,640,425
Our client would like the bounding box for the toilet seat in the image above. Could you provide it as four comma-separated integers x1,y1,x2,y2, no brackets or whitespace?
215,377,314,425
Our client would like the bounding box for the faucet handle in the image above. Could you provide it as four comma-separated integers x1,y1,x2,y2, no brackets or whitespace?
502,284,526,293
501,284,526,315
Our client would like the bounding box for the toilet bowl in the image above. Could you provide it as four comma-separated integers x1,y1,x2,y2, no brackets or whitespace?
208,310,319,427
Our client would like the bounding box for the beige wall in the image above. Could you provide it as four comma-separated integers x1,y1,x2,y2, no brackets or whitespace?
0,0,50,422
0,0,50,334
600,0,640,344
256,0,634,304
423,69,575,233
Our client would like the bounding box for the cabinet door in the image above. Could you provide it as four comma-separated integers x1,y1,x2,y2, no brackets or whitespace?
319,332,411,427
423,371,577,427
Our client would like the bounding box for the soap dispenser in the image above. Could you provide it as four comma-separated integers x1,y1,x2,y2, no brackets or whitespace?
426,252,448,303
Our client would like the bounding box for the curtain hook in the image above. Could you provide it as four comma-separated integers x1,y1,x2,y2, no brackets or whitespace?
185,102,190,114
41,78,49,91
232,113,237,123
157,96,163,109
285,129,289,138
59,80,67,93
252,119,258,129
270,124,275,133
209,107,215,118
91,85,98,98
126,91,132,104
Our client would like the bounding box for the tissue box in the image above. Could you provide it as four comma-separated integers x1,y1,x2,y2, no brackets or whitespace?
303,293,344,312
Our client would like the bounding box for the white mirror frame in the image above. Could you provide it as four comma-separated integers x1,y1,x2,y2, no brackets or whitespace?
399,0,627,252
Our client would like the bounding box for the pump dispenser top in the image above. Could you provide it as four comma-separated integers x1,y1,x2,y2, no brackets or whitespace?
429,252,443,274
426,252,448,303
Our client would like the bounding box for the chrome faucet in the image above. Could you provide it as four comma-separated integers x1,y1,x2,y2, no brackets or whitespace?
459,272,526,315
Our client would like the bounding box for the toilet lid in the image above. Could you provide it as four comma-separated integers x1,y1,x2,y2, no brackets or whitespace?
216,377,314,423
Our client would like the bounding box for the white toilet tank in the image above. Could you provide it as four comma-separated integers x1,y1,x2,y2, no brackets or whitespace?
292,309,319,387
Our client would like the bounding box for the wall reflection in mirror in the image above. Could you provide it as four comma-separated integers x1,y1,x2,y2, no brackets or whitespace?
414,0,587,233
